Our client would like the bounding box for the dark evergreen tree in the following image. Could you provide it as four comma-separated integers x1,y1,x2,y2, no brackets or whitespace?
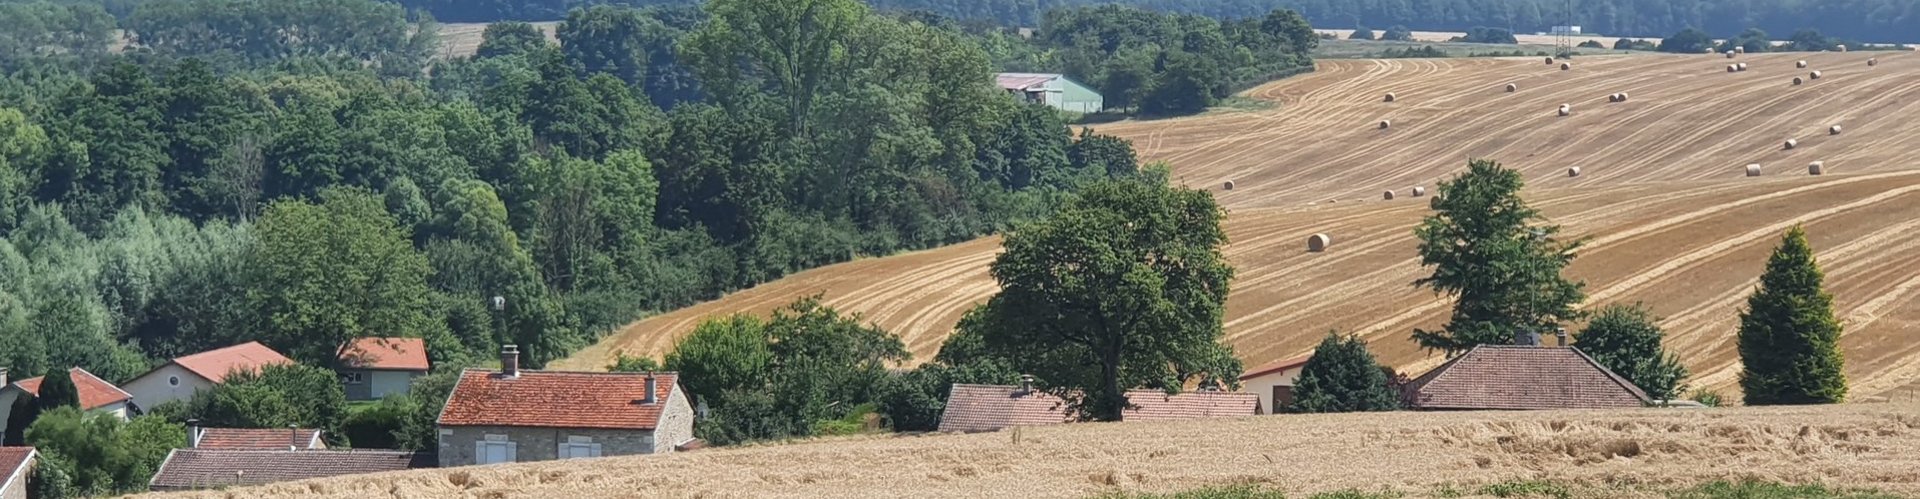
1738,225,1846,405
34,368,80,412
1288,333,1399,413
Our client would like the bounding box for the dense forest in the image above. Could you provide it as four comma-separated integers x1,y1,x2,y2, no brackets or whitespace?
383,0,1920,43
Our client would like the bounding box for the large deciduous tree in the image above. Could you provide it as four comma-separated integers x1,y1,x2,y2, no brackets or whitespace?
1412,159,1584,355
1575,303,1689,401
681,0,866,136
1738,225,1846,405
1288,333,1399,413
245,188,432,366
959,178,1237,421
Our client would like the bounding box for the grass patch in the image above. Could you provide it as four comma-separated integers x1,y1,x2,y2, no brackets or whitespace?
1667,480,1902,499
1211,96,1277,113
1097,484,1287,499
1478,480,1572,498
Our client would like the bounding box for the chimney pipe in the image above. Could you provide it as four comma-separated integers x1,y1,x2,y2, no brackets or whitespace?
1018,374,1035,395
1,368,8,387
1555,327,1568,347
500,344,520,378
186,418,202,448
289,424,299,451
643,375,658,404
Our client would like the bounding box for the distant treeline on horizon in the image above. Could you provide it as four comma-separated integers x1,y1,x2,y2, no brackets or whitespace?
376,0,1919,43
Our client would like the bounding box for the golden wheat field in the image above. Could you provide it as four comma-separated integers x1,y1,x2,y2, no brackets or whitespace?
560,53,1920,401
147,403,1920,498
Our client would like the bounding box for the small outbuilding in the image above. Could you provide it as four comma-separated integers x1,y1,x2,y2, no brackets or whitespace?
994,73,1104,113
1237,355,1313,414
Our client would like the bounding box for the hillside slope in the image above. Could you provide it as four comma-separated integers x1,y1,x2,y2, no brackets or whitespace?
149,403,1920,498
559,53,1920,399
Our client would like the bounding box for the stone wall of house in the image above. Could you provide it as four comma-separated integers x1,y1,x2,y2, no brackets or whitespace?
437,426,657,468
654,385,696,451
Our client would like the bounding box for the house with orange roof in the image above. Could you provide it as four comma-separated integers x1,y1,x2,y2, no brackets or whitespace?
434,345,695,467
336,337,430,401
0,368,135,436
1237,355,1314,414
121,342,293,412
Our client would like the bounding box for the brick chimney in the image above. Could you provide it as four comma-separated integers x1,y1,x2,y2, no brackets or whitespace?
499,345,520,379
642,375,658,404
186,418,202,448
1555,327,1568,347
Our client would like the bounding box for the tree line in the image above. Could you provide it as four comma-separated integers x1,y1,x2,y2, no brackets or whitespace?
1,0,1150,492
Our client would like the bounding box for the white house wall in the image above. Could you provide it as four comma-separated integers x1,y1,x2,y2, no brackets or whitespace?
368,371,415,400
1242,367,1305,414
122,364,213,411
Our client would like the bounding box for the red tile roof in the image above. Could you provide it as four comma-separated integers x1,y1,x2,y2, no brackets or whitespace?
0,447,34,490
172,342,293,383
338,338,430,371
148,449,427,491
193,428,324,450
937,384,1075,433
437,370,678,430
12,368,132,411
1238,355,1313,381
937,384,1260,433
1125,391,1261,421
1402,345,1651,410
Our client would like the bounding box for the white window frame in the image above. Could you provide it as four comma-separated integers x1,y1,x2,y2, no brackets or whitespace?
558,435,602,459
476,434,516,465
340,372,365,385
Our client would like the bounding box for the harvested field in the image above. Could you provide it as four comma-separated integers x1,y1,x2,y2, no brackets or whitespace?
561,52,1920,401
437,22,559,58
146,403,1920,498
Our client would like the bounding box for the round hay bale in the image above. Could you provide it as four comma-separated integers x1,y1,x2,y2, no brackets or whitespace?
1379,120,1392,130
1567,166,1582,178
1738,62,1749,71
1560,62,1572,71
1735,46,1747,54
1809,161,1825,175
1383,190,1396,200
1830,125,1843,135
1412,186,1427,197
1793,77,1804,85
1223,180,1235,191
1619,92,1629,101
1607,94,1619,103
1307,234,1331,253
1727,64,1739,73
1837,44,1848,52
1545,57,1556,65
1810,70,1823,80
1796,60,1808,68
1725,51,1737,59
1746,164,1763,177
1784,139,1798,150
1384,92,1397,102
1868,58,1878,67
1506,83,1519,92
1557,104,1571,117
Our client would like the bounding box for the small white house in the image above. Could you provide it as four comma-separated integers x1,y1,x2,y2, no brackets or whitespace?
122,342,293,412
1238,355,1312,414
0,368,133,436
337,337,430,401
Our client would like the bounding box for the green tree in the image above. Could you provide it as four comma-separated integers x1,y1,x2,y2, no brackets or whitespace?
180,364,350,445
34,368,80,412
1738,225,1846,405
1350,26,1376,40
1288,333,1399,413
960,178,1237,421
1382,25,1414,42
681,0,867,135
558,5,661,86
1660,28,1715,53
663,314,773,410
477,21,551,59
608,353,661,372
25,408,184,496
1412,159,1584,355
0,107,50,231
1786,29,1833,52
1575,303,1689,401
1718,28,1771,54
246,188,433,366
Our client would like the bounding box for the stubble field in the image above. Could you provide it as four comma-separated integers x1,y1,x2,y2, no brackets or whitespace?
561,52,1920,401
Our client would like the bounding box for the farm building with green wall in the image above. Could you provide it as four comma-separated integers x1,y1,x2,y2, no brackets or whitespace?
994,73,1104,113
